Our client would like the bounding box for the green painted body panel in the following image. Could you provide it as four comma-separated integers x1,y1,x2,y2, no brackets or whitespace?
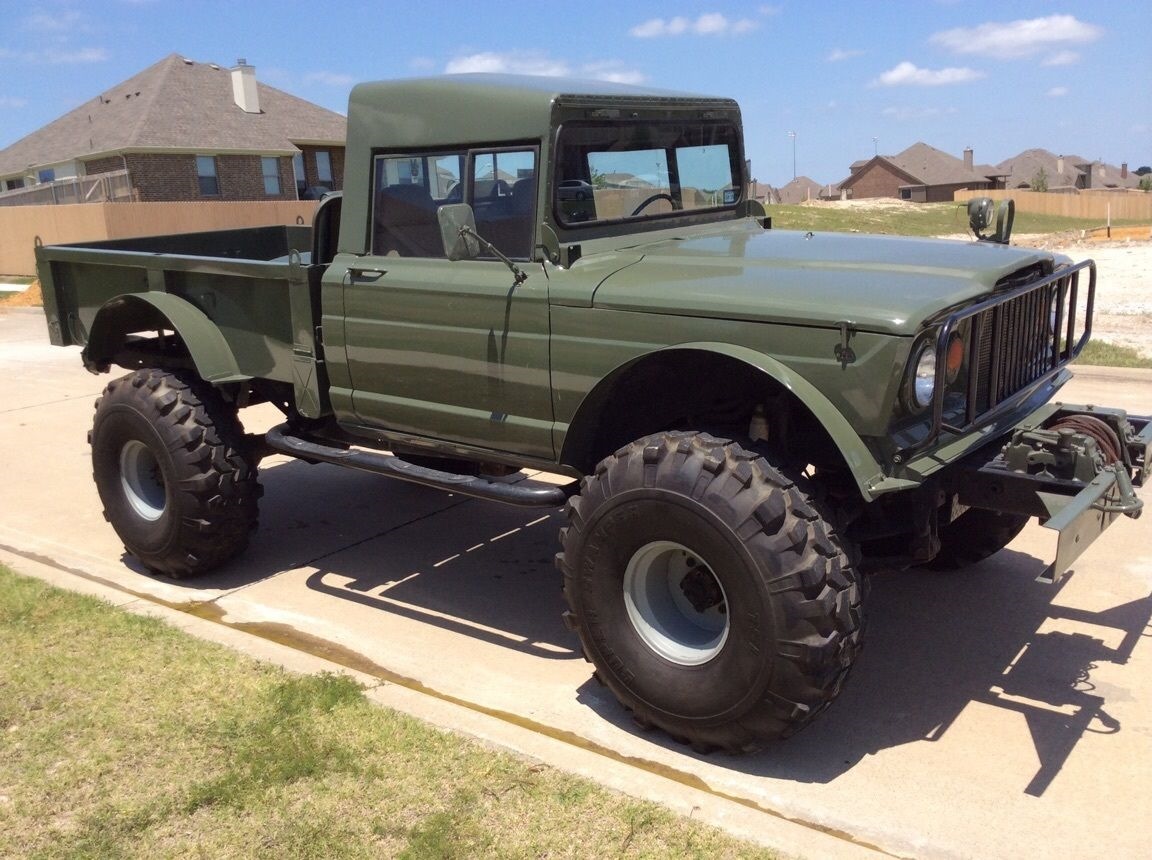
582,219,1053,335
36,225,313,392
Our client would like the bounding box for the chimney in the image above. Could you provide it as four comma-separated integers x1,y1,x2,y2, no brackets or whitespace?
963,147,973,170
1122,162,1129,179
1056,155,1064,176
231,59,260,114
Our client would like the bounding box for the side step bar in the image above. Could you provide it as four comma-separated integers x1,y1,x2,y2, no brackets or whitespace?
264,423,576,508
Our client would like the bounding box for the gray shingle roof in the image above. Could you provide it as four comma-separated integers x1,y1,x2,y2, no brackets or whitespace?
886,142,1003,186
0,54,346,177
996,148,1140,190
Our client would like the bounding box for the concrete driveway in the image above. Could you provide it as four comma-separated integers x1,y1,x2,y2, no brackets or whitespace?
2,305,1150,859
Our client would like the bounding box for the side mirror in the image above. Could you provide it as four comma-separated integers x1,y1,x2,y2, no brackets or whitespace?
438,204,482,261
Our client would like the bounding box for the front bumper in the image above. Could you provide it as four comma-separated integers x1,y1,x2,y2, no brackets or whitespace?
955,403,1149,583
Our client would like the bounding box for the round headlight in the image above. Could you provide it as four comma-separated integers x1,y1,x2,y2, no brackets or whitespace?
911,342,937,410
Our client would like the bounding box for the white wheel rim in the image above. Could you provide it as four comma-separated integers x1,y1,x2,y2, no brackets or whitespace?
623,541,729,666
119,439,166,522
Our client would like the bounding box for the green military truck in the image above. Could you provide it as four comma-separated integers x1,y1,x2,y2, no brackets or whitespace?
37,75,1148,753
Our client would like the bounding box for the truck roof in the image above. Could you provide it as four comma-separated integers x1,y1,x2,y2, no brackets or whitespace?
346,73,738,150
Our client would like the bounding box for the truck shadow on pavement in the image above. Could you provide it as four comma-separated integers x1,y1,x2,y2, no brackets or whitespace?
175,459,577,662
661,554,1151,796
161,460,1149,796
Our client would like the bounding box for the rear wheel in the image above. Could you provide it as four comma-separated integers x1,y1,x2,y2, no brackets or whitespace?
90,369,260,577
558,431,863,752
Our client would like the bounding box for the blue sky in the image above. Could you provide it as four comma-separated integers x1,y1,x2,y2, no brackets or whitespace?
1,1,1148,187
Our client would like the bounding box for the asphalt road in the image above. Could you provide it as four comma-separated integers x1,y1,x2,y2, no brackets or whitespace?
2,305,1150,859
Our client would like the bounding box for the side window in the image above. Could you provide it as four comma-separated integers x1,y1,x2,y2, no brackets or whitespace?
371,147,537,260
372,153,459,258
472,149,536,261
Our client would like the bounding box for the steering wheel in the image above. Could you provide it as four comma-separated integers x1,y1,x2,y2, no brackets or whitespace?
630,193,679,216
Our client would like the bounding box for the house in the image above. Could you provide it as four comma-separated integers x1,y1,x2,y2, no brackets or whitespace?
838,142,1007,202
996,148,1141,192
777,176,825,204
0,54,346,203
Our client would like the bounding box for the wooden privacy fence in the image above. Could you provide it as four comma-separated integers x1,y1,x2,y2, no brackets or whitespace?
954,189,1152,221
0,200,320,276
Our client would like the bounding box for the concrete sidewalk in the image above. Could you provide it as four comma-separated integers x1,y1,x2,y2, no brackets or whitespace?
2,305,1150,859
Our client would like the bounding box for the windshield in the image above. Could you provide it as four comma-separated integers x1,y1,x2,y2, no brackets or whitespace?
553,119,742,227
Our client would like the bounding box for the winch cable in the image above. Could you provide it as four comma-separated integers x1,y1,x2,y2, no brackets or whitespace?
1049,414,1124,466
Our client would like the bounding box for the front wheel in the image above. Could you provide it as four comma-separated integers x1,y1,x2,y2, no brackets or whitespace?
90,369,261,578
558,431,863,752
922,508,1029,571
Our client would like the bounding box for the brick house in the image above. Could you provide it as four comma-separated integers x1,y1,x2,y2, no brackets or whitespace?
0,54,346,203
995,148,1140,192
838,142,1006,202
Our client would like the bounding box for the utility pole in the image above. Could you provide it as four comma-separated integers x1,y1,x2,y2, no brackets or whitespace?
873,137,879,157
787,131,797,180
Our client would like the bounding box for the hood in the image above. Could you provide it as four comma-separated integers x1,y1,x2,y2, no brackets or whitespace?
589,223,1056,336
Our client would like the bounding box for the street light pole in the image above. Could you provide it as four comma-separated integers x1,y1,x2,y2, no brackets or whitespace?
787,131,796,179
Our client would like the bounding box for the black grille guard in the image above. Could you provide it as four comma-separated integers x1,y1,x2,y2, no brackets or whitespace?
924,259,1096,448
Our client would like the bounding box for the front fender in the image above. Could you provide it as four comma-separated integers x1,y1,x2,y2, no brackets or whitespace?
84,292,249,383
678,342,898,500
565,341,901,502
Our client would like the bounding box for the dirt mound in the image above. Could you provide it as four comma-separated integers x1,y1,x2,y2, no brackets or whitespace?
1,280,43,307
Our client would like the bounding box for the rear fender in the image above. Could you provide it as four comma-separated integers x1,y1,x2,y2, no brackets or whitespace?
84,292,248,383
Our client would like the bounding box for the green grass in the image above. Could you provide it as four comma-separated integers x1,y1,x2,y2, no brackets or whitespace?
1076,339,1152,369
0,564,778,859
767,201,1146,238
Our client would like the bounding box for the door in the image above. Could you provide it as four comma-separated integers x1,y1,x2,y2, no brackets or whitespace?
339,146,553,459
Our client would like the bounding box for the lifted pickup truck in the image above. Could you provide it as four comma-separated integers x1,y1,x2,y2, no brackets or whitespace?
38,75,1148,753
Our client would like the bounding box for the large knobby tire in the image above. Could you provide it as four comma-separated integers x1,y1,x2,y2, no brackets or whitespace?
558,431,864,753
89,369,261,578
921,507,1029,571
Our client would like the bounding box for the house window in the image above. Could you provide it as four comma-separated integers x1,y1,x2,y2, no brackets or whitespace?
38,168,56,183
262,157,281,195
316,151,332,189
196,156,219,196
293,152,306,195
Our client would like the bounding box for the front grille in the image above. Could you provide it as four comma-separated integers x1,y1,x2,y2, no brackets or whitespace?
931,259,1095,441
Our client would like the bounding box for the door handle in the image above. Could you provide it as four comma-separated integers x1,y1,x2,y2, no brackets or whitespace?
347,267,387,282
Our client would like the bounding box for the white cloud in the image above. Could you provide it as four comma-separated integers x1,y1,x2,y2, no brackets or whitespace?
881,105,957,121
930,15,1102,60
444,52,645,85
44,47,108,64
305,71,357,87
0,46,109,64
630,13,758,38
873,61,984,87
23,10,85,31
1043,51,1080,67
580,61,646,85
827,48,864,62
1047,86,1069,98
0,95,28,108
445,52,569,76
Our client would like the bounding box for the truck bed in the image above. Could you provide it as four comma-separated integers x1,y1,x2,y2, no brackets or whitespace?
37,225,314,385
